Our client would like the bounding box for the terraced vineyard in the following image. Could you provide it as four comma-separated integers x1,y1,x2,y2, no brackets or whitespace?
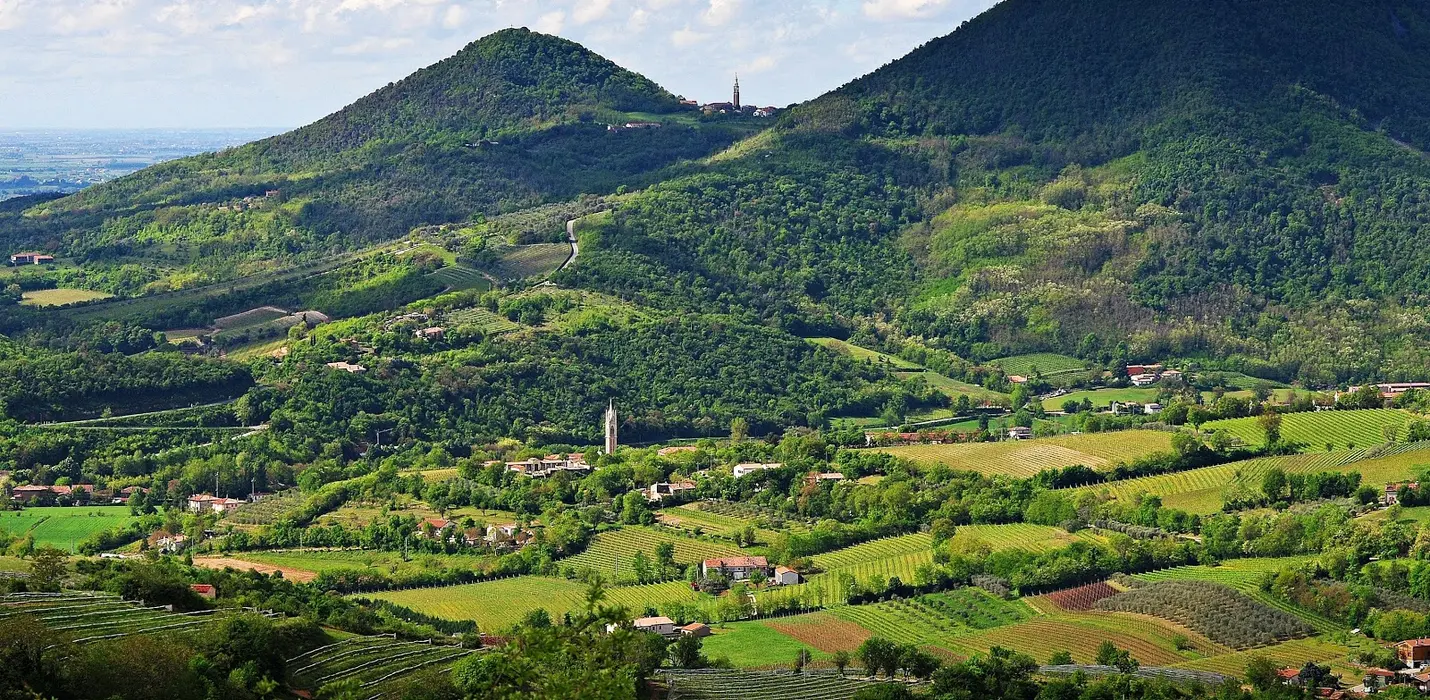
1203,408,1414,449
226,490,308,525
288,634,474,697
659,669,909,700
426,264,489,292
991,353,1088,377
559,526,741,581
1170,637,1352,678
0,592,233,643
483,243,570,280
1074,442,1430,513
955,523,1106,553
878,431,1175,478
366,577,700,631
441,306,521,334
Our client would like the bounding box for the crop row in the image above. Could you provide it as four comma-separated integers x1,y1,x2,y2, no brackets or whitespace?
1093,580,1313,648
659,669,902,700
441,307,520,334
1203,408,1412,449
1039,582,1119,612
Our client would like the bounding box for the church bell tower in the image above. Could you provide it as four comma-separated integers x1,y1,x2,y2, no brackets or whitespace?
604,400,618,455
733,74,741,110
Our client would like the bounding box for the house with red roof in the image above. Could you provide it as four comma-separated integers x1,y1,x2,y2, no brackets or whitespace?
700,556,770,581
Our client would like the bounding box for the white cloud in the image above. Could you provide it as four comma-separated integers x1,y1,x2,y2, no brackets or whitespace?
670,25,707,47
441,3,466,29
739,54,778,74
862,0,951,21
627,7,649,32
572,0,612,25
534,10,565,34
701,0,740,26
334,36,415,55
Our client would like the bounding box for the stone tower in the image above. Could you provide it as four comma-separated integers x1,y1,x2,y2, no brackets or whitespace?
733,74,740,110
604,400,618,455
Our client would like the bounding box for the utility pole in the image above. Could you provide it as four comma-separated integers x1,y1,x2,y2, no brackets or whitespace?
375,427,393,449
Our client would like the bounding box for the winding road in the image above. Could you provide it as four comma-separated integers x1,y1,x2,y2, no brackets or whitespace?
558,217,581,272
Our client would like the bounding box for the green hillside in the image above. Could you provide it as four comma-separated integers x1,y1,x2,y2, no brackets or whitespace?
565,0,1430,384
0,29,754,298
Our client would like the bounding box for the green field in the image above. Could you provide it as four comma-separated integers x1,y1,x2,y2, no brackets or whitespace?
0,506,136,552
990,353,1088,377
365,576,702,631
900,371,1008,402
1202,408,1414,449
559,526,742,582
700,621,832,668
878,430,1175,478
658,503,806,544
1075,442,1430,513
21,288,114,306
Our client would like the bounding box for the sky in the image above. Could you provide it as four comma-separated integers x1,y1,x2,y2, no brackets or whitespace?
0,0,1001,129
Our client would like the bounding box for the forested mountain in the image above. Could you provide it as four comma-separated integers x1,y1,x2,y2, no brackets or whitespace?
567,0,1430,384
0,29,750,288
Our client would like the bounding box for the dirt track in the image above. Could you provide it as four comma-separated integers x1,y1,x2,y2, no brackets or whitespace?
192,557,317,583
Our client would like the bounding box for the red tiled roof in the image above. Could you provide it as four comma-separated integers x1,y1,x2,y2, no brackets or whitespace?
189,584,216,593
703,556,768,568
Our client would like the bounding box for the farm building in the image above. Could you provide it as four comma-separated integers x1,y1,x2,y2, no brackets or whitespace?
9,252,54,265
148,532,189,553
806,472,845,485
506,455,592,478
1386,482,1420,506
189,584,217,600
732,463,783,478
773,566,801,585
1008,427,1033,440
608,616,678,637
701,556,770,581
187,494,246,514
10,484,58,504
1126,364,1164,377
325,362,367,373
679,622,711,638
647,481,697,502
1130,373,1159,387
414,326,446,341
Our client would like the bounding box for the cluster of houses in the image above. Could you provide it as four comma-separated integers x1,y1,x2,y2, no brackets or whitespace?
8,251,54,266
1127,364,1183,387
412,518,537,550
498,455,593,478
615,616,712,639
9,484,146,505
185,493,250,514
1350,382,1430,401
1271,638,1430,696
1385,481,1421,506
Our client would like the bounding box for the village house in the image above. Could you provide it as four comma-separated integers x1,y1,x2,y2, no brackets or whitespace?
325,361,368,373
1386,482,1420,506
414,327,445,341
806,472,845,485
1126,364,1164,377
1361,668,1395,693
1399,638,1430,669
486,523,537,549
701,556,770,581
1008,375,1028,385
1130,373,1160,387
732,463,783,478
631,616,677,637
189,584,217,600
416,518,454,539
10,484,57,504
148,532,189,553
187,494,245,514
505,455,591,478
9,252,55,265
1144,403,1164,415
1008,426,1033,440
647,481,697,502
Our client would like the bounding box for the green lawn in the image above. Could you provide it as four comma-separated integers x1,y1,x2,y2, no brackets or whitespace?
21,288,114,307
1043,388,1160,411
0,506,136,552
364,577,703,631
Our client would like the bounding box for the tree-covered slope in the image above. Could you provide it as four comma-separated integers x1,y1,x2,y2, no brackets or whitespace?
568,0,1430,383
0,29,749,289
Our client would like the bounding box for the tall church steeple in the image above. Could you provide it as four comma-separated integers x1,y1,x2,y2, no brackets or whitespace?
604,400,618,455
733,74,741,110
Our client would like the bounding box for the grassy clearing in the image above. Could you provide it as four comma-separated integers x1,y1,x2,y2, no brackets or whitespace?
900,371,1008,402
878,431,1175,478
365,577,701,631
559,527,741,581
225,338,288,360
807,338,921,369
0,506,135,552
21,288,113,306
1043,388,1160,411
990,353,1087,377
1203,409,1414,449
1075,442,1430,513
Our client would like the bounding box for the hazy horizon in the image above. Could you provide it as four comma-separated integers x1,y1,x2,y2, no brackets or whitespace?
0,0,999,130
